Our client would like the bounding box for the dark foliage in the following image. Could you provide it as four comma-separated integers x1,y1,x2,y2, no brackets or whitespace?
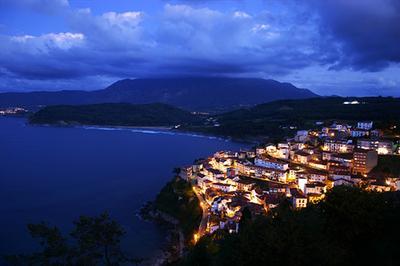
4,212,140,266
180,186,400,266
194,96,400,138
153,177,202,240
30,97,400,141
370,155,400,178
29,103,203,127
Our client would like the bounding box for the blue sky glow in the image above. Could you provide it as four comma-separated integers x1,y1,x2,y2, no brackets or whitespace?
0,0,399,96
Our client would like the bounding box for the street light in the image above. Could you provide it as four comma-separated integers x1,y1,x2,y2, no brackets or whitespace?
193,233,199,244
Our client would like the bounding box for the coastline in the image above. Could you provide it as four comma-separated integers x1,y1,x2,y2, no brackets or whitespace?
25,118,250,264
28,120,258,144
139,202,186,265
1,117,247,265
139,177,203,265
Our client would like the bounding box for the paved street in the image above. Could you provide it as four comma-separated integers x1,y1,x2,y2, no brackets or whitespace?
193,186,210,237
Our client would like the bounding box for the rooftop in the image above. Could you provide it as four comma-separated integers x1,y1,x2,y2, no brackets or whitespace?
290,188,307,198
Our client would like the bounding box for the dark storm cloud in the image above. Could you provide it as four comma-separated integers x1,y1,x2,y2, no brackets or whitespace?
0,0,399,94
0,2,320,85
308,0,400,71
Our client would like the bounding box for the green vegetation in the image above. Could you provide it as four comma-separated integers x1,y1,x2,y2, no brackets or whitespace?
371,155,400,177
29,103,203,127
153,177,202,240
3,212,141,266
29,97,400,140
179,186,400,266
188,96,400,139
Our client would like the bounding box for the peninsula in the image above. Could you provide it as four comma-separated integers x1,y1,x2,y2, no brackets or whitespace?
29,97,400,141
146,114,400,264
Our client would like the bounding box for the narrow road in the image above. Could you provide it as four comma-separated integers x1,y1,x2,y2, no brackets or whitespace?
192,186,210,237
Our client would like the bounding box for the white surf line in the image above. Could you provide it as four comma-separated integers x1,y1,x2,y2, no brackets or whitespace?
81,125,229,141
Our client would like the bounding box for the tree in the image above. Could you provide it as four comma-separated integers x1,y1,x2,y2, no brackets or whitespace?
71,212,125,265
4,223,71,265
181,186,400,266
238,207,252,232
173,167,181,175
131,257,144,266
4,212,143,266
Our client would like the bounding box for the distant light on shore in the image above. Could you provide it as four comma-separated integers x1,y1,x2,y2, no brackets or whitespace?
343,101,360,105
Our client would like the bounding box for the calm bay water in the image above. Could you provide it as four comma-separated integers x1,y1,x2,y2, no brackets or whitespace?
0,117,247,260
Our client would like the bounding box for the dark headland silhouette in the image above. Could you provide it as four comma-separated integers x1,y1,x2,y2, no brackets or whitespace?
0,77,317,112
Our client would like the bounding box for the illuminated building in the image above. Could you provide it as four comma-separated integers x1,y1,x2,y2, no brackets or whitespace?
353,149,378,175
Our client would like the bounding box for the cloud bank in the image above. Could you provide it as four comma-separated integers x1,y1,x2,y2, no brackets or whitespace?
0,0,399,95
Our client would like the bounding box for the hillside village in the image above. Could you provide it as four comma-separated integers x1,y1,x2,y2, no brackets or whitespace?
179,121,400,240
0,107,27,116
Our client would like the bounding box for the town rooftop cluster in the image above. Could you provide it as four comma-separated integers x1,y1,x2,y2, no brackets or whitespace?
179,120,400,241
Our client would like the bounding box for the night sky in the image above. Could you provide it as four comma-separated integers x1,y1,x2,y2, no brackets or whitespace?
0,0,399,96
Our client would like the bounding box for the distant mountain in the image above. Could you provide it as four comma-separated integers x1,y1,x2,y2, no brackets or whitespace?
29,103,202,127
0,77,317,112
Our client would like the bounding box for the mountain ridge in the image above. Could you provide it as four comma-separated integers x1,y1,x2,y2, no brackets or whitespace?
0,77,317,112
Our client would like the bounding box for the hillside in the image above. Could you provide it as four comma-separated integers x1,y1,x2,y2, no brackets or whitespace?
186,97,400,139
29,97,400,140
0,77,317,112
181,187,400,266
29,103,202,127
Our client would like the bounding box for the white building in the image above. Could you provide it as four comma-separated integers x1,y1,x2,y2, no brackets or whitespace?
297,176,308,193
295,130,309,142
351,129,369,138
304,182,326,195
323,139,354,153
290,188,307,209
357,121,373,130
357,139,394,155
255,157,289,171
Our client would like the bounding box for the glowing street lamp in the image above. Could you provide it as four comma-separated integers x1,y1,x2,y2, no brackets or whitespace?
193,233,199,244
